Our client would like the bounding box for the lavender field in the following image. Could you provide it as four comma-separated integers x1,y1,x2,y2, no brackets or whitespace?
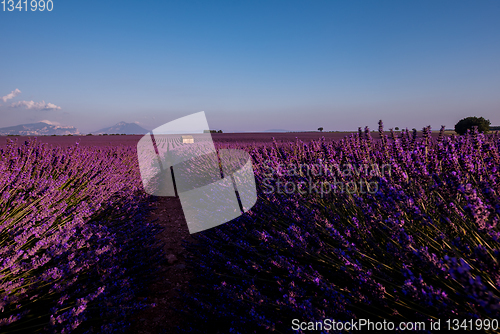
1,126,500,333
181,126,500,333
0,138,165,333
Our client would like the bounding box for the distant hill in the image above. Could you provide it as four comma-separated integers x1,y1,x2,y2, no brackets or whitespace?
93,122,149,135
0,121,79,136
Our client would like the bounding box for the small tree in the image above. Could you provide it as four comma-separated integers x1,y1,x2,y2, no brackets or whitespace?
318,127,323,132
454,116,490,135
395,127,399,130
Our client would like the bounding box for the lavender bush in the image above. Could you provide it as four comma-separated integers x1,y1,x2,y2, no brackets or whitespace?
179,126,500,333
0,138,165,333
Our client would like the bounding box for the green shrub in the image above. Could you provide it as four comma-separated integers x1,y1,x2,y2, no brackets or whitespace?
454,116,490,135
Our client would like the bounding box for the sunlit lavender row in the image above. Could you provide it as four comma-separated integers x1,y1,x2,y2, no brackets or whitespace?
0,138,164,333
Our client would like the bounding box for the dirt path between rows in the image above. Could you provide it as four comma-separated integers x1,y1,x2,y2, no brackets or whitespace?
126,196,195,334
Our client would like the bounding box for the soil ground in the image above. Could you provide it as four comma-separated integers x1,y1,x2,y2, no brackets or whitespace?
125,196,194,334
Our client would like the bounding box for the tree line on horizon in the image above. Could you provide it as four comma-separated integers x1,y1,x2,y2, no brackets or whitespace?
315,116,496,135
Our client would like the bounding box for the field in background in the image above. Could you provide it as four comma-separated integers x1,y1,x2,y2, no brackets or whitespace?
0,130,457,148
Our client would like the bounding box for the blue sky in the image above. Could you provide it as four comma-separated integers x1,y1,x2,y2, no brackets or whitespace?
1,0,499,133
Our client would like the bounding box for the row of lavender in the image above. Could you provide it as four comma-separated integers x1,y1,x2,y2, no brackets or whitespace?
180,127,500,333
0,138,164,333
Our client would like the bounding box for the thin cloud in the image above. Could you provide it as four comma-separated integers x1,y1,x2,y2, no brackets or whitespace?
40,120,61,125
10,100,62,110
1,89,21,102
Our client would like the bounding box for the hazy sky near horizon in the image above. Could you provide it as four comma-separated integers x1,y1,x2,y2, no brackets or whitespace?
1,0,499,133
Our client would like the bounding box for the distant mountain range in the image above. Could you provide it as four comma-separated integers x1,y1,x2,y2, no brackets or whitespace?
0,121,150,136
0,121,79,136
92,122,149,135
